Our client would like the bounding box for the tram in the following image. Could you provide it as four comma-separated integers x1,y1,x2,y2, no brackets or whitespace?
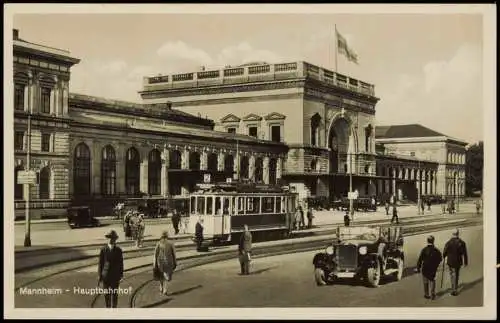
187,182,298,244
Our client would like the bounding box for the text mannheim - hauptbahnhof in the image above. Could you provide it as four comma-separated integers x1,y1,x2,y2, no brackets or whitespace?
12,29,468,219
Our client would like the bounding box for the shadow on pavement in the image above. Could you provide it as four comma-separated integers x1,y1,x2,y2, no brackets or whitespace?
435,277,483,298
141,285,203,308
250,266,279,275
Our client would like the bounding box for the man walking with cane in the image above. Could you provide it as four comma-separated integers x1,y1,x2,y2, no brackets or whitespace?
238,224,253,275
415,235,442,300
443,228,468,296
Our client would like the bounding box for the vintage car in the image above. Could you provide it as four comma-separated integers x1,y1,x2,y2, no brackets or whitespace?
312,226,404,287
67,206,100,229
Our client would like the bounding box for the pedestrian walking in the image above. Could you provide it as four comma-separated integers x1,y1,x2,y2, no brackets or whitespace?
420,199,425,215
391,205,399,224
475,200,481,215
443,229,468,296
294,207,301,231
97,230,124,308
385,201,390,215
123,210,132,240
153,230,177,296
343,211,350,227
442,202,446,215
307,207,314,229
136,213,145,248
238,224,252,275
299,206,305,230
171,209,181,235
427,199,432,211
416,235,443,300
195,217,205,252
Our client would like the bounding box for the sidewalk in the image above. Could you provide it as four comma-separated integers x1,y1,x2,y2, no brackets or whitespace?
14,203,478,250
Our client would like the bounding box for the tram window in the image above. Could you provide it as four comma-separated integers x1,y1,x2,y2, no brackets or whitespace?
231,197,236,215
238,197,245,215
223,197,230,215
276,197,282,213
196,196,205,214
246,197,260,214
262,197,274,213
215,197,222,215
206,196,213,215
190,196,196,214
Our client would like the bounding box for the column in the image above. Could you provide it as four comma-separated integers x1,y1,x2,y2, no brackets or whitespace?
392,168,396,198
276,157,282,180
263,156,270,185
434,171,438,196
161,147,169,197
217,152,225,172
201,151,208,171
249,155,256,182
140,156,148,194
182,148,189,170
62,82,69,115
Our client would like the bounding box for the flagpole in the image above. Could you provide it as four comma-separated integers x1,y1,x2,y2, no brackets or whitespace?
334,24,338,73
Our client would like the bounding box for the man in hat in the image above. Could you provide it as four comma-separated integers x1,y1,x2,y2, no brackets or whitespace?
195,217,204,252
238,224,253,275
153,230,177,295
443,228,468,296
416,235,443,300
98,230,124,308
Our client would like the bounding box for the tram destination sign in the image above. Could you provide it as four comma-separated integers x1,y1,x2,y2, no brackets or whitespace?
17,170,37,185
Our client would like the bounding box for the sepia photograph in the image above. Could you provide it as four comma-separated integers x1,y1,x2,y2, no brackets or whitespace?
3,3,496,320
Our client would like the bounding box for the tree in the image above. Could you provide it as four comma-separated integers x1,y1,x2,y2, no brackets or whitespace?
465,141,483,196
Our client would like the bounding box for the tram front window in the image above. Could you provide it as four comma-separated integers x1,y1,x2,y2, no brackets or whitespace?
190,196,196,214
206,196,213,215
215,197,222,215
246,197,260,214
262,196,274,213
196,196,205,215
223,197,230,215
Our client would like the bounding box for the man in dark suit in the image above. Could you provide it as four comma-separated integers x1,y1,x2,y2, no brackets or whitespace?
416,235,443,300
443,228,468,296
98,230,124,308
238,224,253,275
195,218,204,251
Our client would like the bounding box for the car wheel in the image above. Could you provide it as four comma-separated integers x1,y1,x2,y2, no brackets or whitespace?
314,268,327,286
395,258,404,281
366,261,381,288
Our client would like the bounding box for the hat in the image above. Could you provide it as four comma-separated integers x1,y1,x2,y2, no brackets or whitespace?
452,228,459,237
105,230,119,239
161,230,169,239
427,235,435,244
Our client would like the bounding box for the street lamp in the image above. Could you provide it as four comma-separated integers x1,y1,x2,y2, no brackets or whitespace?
24,113,32,247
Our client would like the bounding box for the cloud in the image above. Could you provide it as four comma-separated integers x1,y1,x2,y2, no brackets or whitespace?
216,42,283,67
99,60,128,74
157,40,214,67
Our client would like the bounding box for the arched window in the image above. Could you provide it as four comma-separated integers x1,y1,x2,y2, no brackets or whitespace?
269,158,277,185
125,147,140,196
169,150,182,169
73,143,91,196
207,153,218,172
39,167,50,199
189,151,201,170
310,113,321,146
101,145,116,196
255,157,263,183
148,149,161,195
365,124,373,152
224,155,234,175
15,166,24,200
240,155,249,179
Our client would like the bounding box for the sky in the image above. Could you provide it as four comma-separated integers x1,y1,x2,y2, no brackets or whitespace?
12,10,486,144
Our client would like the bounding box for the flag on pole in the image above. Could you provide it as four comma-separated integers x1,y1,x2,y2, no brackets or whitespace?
336,29,358,64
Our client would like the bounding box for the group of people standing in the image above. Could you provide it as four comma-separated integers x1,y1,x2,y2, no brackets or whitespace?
122,210,146,248
416,228,469,300
293,206,314,231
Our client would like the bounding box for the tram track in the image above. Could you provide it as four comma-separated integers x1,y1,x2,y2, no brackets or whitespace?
15,213,481,299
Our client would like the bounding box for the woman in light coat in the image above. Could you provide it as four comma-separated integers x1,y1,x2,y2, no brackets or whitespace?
153,231,177,296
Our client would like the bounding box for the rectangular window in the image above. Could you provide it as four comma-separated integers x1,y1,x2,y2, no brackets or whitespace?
196,196,205,214
238,197,245,215
246,197,260,214
41,133,51,152
262,197,274,213
41,87,51,114
190,197,196,214
15,132,24,150
271,125,281,142
227,127,236,134
275,197,282,214
14,84,24,111
410,152,415,157
215,197,222,215
248,126,258,138
206,196,213,215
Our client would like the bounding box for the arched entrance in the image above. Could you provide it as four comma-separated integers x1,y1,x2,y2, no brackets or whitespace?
327,118,351,199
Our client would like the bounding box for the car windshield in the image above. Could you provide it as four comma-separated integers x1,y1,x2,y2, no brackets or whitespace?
338,226,379,241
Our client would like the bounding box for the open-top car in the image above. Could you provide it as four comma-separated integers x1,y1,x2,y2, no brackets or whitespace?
312,225,404,287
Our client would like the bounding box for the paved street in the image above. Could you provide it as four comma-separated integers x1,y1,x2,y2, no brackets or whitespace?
14,203,479,248
132,226,483,308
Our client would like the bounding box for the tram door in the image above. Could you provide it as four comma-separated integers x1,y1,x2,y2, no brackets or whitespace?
213,196,231,238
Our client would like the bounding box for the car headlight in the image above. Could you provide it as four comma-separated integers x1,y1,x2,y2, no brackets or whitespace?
325,245,334,255
359,246,367,255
